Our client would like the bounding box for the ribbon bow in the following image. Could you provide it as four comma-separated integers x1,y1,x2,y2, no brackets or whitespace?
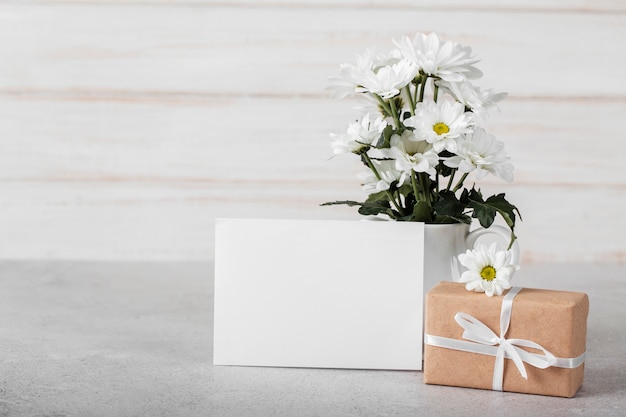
454,287,556,391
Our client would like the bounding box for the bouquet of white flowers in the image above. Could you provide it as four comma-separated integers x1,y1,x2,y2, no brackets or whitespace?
323,32,520,247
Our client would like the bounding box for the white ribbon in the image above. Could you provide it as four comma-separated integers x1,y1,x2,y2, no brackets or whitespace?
424,287,586,391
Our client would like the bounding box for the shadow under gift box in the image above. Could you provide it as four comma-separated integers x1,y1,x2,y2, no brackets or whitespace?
423,282,589,398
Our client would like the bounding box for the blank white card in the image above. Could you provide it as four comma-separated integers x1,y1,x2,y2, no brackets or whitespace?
213,218,424,370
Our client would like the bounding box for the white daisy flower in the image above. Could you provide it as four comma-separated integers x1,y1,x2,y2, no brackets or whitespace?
404,98,473,153
327,49,374,99
327,49,375,99
458,243,519,297
358,159,402,193
437,79,507,122
330,113,388,155
328,49,418,100
444,127,514,182
385,130,439,184
394,32,482,82
354,59,418,99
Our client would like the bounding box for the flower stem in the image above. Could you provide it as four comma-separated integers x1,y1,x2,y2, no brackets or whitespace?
446,169,457,192
363,153,405,216
452,172,469,193
433,83,439,103
375,94,393,119
419,173,432,206
404,85,416,116
418,76,428,103
413,172,434,221
411,170,422,201
388,97,401,129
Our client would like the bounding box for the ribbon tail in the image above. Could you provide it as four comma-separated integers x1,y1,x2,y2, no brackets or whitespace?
508,338,557,370
492,346,505,391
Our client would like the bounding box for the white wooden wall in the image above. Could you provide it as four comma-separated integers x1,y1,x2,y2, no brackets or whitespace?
1,1,625,262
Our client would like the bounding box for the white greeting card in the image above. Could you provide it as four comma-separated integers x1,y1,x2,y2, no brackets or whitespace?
213,218,424,370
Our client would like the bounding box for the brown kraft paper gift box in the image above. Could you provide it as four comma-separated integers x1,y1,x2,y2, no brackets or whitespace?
424,282,589,397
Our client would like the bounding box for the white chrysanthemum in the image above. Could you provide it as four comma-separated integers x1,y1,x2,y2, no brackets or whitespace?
404,98,473,153
358,159,402,193
355,59,418,99
327,49,375,99
458,243,519,297
437,80,507,122
330,113,388,155
328,49,418,100
385,130,439,183
444,127,514,182
394,32,482,82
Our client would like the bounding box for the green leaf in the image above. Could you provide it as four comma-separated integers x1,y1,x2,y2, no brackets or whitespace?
485,194,516,224
459,188,470,204
467,188,496,228
411,201,433,222
466,188,522,248
374,125,395,149
320,199,395,219
436,151,455,178
357,200,393,217
320,200,364,207
466,187,483,203
433,190,471,224
437,163,454,178
434,190,464,214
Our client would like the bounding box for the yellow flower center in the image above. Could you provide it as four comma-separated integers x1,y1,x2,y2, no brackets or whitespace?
480,266,497,281
433,122,450,136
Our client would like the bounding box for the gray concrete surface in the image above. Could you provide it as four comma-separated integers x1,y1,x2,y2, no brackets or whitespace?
0,261,624,416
